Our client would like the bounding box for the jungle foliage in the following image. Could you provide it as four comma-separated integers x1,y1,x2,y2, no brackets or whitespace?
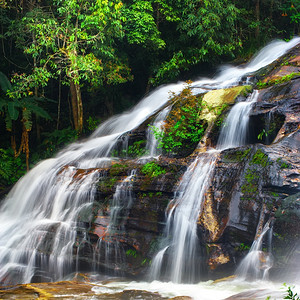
150,83,207,156
0,0,299,188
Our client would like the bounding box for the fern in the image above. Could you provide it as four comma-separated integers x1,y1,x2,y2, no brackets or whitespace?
0,148,26,185
23,99,51,120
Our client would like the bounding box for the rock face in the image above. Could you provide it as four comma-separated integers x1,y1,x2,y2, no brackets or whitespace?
73,44,300,281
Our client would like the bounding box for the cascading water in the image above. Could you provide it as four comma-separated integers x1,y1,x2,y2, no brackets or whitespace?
150,90,259,283
93,170,136,273
148,38,300,282
0,83,185,285
108,170,136,232
217,90,258,149
0,164,100,284
191,37,300,92
146,106,171,157
235,218,273,281
0,37,298,287
150,153,218,283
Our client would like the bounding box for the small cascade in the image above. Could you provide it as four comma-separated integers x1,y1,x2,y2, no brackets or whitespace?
150,153,218,282
217,90,259,149
108,170,136,234
93,170,136,274
236,211,273,281
264,110,275,145
146,106,171,157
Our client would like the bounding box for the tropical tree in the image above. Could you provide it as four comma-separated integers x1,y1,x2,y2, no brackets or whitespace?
10,0,131,133
151,0,241,84
0,71,50,170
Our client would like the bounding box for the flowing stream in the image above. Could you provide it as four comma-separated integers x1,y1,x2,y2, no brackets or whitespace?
0,38,299,299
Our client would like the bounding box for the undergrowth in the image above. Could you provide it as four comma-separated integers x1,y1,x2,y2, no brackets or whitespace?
150,82,207,156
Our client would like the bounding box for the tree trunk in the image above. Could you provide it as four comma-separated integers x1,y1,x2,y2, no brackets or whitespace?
255,0,260,39
70,80,83,133
104,95,114,116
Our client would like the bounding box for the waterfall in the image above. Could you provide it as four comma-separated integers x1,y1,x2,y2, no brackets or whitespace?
217,90,259,149
149,90,257,282
0,83,184,285
146,106,171,157
235,217,273,281
0,38,298,285
93,170,136,274
107,170,136,233
0,163,100,284
191,37,300,92
150,153,218,282
148,37,300,281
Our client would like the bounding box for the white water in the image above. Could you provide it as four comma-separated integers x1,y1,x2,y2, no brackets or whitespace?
150,152,218,282
236,220,273,281
149,80,261,282
148,37,300,283
0,38,298,287
93,170,136,273
146,106,171,157
149,87,257,282
108,170,136,233
191,37,300,92
0,163,100,284
0,83,185,284
91,279,289,300
217,90,259,149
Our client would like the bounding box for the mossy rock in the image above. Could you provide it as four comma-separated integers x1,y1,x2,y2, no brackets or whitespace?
199,85,253,123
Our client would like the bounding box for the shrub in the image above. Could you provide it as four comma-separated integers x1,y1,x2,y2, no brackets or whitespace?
141,162,166,178
150,82,207,156
0,148,26,187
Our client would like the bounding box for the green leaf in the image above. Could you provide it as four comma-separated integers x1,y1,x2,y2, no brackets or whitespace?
23,101,51,120
0,72,12,92
7,102,19,120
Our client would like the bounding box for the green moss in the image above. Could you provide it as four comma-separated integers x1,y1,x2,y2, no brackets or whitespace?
127,140,147,157
235,242,250,251
98,176,118,192
271,192,279,197
257,72,300,89
224,148,251,162
150,83,207,155
125,248,151,267
126,249,137,258
111,140,148,158
241,169,259,196
109,163,129,176
250,149,269,167
200,85,252,123
141,162,166,178
276,158,290,169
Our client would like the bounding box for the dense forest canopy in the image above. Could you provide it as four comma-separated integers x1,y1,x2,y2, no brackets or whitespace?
0,0,299,189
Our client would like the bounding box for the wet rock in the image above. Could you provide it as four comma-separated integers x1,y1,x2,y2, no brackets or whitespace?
199,85,252,124
224,289,285,300
0,281,97,299
73,44,300,280
0,281,170,299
